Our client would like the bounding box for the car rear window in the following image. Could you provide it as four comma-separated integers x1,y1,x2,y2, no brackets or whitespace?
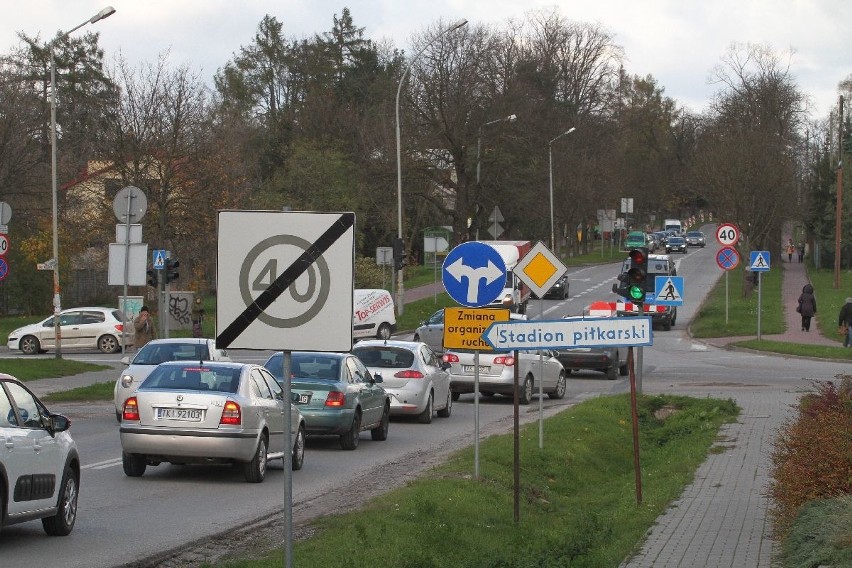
140,365,241,393
133,342,210,365
353,347,415,369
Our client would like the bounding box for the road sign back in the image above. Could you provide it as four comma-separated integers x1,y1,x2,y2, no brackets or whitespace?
216,211,355,351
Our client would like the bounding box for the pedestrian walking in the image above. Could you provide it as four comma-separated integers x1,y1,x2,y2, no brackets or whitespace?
191,297,205,338
838,297,852,347
797,242,805,262
796,284,817,332
786,239,795,262
133,305,157,349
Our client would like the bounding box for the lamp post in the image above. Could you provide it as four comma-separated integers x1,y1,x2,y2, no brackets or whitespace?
48,6,116,359
395,18,468,315
548,127,576,252
476,114,517,240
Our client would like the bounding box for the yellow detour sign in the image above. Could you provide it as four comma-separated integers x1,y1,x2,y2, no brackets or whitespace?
443,307,510,351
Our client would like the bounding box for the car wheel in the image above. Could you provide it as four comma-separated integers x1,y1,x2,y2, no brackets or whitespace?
291,425,305,471
20,335,40,355
662,318,672,331
243,435,268,483
437,388,452,417
417,392,433,424
376,323,392,340
563,285,569,300
371,404,390,441
480,391,495,397
519,375,533,405
340,411,361,450
548,372,566,400
42,465,78,536
606,362,618,380
98,334,120,354
451,391,460,401
619,360,629,376
122,452,147,477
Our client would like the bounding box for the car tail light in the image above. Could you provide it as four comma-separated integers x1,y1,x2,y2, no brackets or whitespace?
325,391,346,407
115,323,124,333
494,355,515,366
220,401,241,425
122,397,140,421
443,353,459,363
394,370,424,379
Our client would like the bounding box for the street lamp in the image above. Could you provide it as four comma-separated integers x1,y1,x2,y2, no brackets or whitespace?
49,6,116,359
548,127,576,251
476,114,517,186
394,18,467,315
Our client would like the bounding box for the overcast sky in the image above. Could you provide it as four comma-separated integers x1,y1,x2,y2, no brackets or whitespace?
3,0,849,120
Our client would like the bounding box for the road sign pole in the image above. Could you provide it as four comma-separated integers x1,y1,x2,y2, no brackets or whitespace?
725,271,729,325
538,298,544,449
474,350,480,479
757,271,762,340
628,346,643,505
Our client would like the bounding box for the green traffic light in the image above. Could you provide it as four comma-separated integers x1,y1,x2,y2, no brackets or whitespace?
628,285,645,301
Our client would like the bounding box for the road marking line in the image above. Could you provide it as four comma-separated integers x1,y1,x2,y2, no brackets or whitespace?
83,458,123,470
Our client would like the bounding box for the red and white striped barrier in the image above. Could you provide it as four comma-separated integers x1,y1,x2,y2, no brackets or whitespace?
584,300,667,317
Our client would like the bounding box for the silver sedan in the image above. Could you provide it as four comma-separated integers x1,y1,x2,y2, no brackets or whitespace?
443,349,567,404
353,339,452,423
119,361,305,483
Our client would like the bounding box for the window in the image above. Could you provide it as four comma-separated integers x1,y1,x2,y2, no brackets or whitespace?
5,381,45,429
81,311,106,324
250,370,273,399
0,383,17,427
260,369,283,400
59,312,82,326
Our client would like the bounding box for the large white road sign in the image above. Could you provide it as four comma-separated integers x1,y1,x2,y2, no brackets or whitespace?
216,210,355,351
483,316,653,351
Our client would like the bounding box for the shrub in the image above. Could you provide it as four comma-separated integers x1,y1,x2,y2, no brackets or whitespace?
768,375,852,538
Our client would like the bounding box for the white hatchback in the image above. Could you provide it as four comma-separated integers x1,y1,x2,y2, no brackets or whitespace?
0,373,80,536
7,307,132,355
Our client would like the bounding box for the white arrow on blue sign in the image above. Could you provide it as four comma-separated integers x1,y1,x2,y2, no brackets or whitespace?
483,316,653,351
442,241,507,307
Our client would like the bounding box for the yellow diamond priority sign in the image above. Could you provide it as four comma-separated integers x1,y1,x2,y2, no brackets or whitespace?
512,241,567,299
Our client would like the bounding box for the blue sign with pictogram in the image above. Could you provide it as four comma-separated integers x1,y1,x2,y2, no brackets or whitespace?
153,249,166,270
654,276,684,306
442,242,507,307
750,251,771,272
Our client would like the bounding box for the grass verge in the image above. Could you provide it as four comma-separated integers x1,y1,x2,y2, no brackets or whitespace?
214,393,739,568
41,381,115,403
0,359,111,382
732,339,851,360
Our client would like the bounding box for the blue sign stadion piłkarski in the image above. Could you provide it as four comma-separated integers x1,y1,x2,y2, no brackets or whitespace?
442,241,507,307
483,316,653,351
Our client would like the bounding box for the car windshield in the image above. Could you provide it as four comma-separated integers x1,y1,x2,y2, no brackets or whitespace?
353,347,415,369
132,342,210,365
687,232,702,237
669,237,685,243
140,365,240,393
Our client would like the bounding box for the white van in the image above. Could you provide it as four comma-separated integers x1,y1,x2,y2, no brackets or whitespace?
353,289,397,340
663,219,683,235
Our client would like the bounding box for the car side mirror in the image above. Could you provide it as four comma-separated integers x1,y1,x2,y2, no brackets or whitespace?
371,373,383,383
290,392,301,403
48,413,70,436
121,355,131,365
441,361,452,371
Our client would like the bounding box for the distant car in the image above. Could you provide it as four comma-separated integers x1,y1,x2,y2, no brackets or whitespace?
645,233,659,252
113,338,231,421
0,373,80,536
413,309,445,352
119,361,306,482
685,231,706,247
7,307,132,355
665,236,688,254
353,339,452,423
617,254,678,330
443,348,566,405
264,351,390,450
654,231,669,247
624,231,647,250
542,273,570,300
552,317,629,380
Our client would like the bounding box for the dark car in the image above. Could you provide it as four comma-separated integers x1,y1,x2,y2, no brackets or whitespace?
542,274,569,300
685,231,706,247
665,236,688,254
552,317,628,380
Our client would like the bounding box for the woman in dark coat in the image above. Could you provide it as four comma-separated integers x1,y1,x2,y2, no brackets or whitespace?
797,284,817,332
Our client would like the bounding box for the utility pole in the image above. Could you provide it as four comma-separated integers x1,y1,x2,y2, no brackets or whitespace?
835,95,844,289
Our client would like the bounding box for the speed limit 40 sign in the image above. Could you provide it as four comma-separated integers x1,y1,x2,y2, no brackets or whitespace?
0,233,8,256
716,223,739,246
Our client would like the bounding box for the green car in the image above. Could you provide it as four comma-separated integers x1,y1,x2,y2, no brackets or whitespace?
264,351,390,450
624,231,647,250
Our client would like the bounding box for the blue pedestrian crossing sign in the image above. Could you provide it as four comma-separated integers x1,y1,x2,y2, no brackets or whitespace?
654,275,684,306
442,241,507,307
153,249,166,270
749,251,771,272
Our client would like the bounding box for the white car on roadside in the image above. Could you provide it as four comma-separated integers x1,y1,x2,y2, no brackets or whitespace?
7,307,133,355
112,338,229,421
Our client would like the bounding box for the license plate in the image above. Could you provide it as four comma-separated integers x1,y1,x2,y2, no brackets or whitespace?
297,393,311,404
156,407,203,421
462,365,490,373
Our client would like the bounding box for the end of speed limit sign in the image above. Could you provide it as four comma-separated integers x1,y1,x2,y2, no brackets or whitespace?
716,223,739,246
0,233,8,256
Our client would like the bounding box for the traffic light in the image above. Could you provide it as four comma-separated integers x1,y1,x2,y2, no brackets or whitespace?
613,247,648,304
393,237,405,271
147,268,158,288
164,257,180,284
